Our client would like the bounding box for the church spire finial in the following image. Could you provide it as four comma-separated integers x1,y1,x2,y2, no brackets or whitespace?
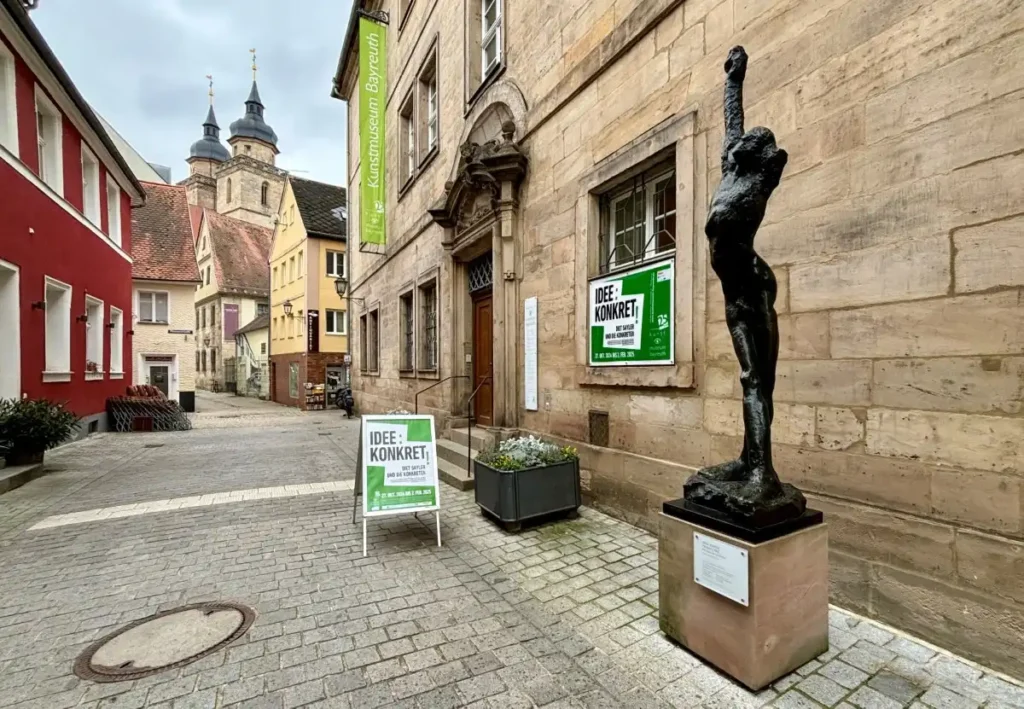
249,48,257,81
206,74,214,106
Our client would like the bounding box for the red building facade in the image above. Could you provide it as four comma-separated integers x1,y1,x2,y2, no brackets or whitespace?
0,1,145,434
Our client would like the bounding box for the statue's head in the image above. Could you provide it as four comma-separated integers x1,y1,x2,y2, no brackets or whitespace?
731,126,788,189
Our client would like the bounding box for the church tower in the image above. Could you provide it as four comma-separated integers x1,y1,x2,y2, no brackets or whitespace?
183,76,228,210
215,50,286,228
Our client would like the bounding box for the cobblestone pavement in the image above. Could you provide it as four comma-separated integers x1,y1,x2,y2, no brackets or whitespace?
0,407,1020,709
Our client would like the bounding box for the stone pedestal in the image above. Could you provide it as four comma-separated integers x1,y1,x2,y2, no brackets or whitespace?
658,512,829,690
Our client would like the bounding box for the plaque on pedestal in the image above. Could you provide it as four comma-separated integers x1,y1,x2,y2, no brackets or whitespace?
658,508,829,690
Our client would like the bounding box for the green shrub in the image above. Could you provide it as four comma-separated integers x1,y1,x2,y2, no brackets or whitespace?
477,435,579,471
0,398,79,458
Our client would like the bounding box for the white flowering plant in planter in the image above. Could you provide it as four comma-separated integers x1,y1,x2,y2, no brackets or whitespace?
477,435,579,472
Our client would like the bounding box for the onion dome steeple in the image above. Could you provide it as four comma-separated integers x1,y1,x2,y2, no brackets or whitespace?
229,50,279,149
188,77,230,162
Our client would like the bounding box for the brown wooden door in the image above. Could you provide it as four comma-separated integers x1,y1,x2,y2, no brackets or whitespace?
472,291,494,426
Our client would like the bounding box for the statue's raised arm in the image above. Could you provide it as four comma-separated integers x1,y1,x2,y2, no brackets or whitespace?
722,46,748,165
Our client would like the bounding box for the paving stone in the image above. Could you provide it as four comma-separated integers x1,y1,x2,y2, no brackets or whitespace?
851,622,896,647
841,644,897,674
170,689,218,709
404,647,444,672
918,685,981,709
846,685,902,709
282,679,326,708
364,658,406,683
416,684,464,709
798,674,850,706
773,690,828,708
867,671,925,705
928,656,983,690
458,671,508,703
820,660,870,689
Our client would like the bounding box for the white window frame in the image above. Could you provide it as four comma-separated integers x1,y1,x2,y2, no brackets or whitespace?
0,260,20,399
607,168,676,271
481,0,502,78
326,250,345,278
109,306,124,376
418,279,438,371
399,90,415,185
43,276,72,380
84,295,104,379
81,144,101,226
34,86,63,196
0,42,18,158
297,250,303,278
137,290,169,324
106,174,122,246
427,76,438,152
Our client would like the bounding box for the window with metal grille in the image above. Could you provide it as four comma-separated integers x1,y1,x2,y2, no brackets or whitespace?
368,309,379,372
201,349,207,372
598,161,676,273
359,314,368,372
419,281,437,370
468,254,492,293
400,292,414,371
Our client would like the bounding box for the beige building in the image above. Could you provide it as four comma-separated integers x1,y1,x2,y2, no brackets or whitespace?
333,0,1024,673
180,80,284,391
268,176,349,409
193,210,271,391
129,182,202,410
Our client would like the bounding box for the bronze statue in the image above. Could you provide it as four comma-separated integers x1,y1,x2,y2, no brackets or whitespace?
683,46,807,530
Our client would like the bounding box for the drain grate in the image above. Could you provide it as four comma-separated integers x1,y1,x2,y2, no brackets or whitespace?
73,602,256,682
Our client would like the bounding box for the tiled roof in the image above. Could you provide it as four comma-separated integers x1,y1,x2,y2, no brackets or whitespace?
291,176,347,240
188,205,204,243
205,210,272,296
236,313,270,335
131,182,201,282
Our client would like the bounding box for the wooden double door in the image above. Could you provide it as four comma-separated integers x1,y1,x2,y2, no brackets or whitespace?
471,289,493,426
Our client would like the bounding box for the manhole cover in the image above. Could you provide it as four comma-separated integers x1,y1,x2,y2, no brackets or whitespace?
73,602,256,682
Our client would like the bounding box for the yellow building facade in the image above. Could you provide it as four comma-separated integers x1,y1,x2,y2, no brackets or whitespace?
269,176,349,408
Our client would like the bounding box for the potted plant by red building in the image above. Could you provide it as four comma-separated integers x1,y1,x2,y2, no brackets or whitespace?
474,435,581,531
0,399,79,466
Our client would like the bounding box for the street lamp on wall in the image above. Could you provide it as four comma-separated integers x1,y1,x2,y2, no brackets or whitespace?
283,300,294,317
334,277,348,298
203,334,211,347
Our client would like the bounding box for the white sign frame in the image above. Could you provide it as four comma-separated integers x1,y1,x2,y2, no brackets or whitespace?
524,297,538,411
693,532,749,606
358,414,441,556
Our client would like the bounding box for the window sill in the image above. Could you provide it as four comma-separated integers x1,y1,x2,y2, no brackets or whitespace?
42,371,72,383
85,372,105,381
399,369,416,379
417,368,439,380
326,332,347,337
579,363,694,390
110,371,124,379
361,369,381,378
466,63,507,115
397,147,440,203
138,321,170,326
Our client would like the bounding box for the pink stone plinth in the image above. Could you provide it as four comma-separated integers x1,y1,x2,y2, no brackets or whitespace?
658,512,829,690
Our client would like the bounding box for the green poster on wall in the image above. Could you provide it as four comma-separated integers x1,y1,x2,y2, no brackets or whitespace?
358,16,387,246
361,415,440,516
588,258,675,366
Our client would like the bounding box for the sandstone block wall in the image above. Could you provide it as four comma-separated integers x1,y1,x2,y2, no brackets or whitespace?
345,0,1024,674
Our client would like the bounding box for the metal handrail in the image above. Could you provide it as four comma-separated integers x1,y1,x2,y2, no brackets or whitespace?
464,376,491,480
414,375,468,415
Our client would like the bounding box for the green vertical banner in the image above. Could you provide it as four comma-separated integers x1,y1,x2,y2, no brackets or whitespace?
359,16,387,246
588,258,675,366
361,415,440,516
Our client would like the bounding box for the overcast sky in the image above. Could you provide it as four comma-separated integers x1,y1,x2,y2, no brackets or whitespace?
33,0,352,185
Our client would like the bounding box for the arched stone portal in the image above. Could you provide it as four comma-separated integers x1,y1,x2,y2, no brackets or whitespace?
429,107,527,429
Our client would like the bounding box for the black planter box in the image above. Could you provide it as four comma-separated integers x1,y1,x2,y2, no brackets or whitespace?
474,459,581,530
